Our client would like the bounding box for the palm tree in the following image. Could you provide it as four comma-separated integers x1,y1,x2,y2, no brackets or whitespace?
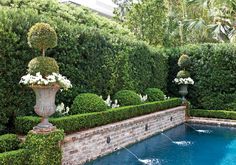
184,0,236,43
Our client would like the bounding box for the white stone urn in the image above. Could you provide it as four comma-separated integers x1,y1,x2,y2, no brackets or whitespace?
31,84,60,132
179,84,188,101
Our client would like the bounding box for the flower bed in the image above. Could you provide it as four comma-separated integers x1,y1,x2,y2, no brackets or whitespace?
190,109,236,120
15,98,182,134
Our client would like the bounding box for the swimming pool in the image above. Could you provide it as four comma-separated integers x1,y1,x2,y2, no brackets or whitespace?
86,123,236,165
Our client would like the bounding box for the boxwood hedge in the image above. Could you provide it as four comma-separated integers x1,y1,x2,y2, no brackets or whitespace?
0,149,27,165
15,98,182,134
0,134,20,153
0,0,167,132
190,109,236,120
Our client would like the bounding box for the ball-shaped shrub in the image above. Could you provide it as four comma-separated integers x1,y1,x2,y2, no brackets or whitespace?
178,54,191,69
113,90,141,106
27,22,57,51
144,88,165,102
70,93,107,114
28,56,59,76
176,70,190,78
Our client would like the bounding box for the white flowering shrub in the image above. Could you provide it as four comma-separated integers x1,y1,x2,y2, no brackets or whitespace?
173,77,194,85
19,72,72,90
111,99,120,108
164,95,170,100
55,102,70,116
139,94,148,102
101,95,120,108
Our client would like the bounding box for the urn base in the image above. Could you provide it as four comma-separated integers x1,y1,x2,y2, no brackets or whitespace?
33,117,56,133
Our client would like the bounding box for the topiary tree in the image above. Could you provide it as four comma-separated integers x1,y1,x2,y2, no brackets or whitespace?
177,54,191,78
113,90,141,106
22,23,72,132
178,54,191,70
27,22,59,76
70,93,108,114
28,56,59,76
27,22,57,56
176,70,190,78
174,54,194,101
144,88,165,102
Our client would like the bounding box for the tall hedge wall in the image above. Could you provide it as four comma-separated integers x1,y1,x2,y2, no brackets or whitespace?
167,43,236,110
0,0,168,132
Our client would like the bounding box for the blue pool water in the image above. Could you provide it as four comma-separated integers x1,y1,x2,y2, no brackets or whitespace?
86,124,236,165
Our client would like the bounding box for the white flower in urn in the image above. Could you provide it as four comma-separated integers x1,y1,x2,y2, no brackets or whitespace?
19,72,72,90
173,77,194,85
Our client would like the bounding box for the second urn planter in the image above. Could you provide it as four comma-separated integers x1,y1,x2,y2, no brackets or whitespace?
179,84,188,101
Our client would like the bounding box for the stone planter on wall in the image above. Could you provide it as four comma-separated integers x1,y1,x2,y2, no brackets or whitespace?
31,84,60,132
179,84,188,101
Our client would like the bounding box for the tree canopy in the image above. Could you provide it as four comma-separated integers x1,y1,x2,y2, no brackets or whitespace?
113,0,236,46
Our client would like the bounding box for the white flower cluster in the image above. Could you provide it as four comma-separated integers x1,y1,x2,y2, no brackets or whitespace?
173,77,194,85
164,95,170,100
19,72,72,90
139,94,148,102
101,95,120,108
56,102,70,116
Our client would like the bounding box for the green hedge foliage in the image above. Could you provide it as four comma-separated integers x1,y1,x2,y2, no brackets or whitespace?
0,0,168,132
15,98,182,134
24,129,64,165
190,109,236,120
71,93,108,114
28,56,59,76
114,90,141,106
144,88,165,102
0,134,20,153
167,43,236,110
0,149,27,165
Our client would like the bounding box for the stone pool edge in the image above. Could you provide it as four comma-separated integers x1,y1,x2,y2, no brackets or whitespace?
62,106,186,165
187,117,236,127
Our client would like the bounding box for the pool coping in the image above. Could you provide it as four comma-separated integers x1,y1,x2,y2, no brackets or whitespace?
187,117,236,127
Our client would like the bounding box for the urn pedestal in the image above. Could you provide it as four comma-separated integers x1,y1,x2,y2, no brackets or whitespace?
179,84,188,101
31,84,60,132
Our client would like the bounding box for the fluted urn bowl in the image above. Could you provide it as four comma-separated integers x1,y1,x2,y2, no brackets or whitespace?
179,84,188,101
31,84,60,132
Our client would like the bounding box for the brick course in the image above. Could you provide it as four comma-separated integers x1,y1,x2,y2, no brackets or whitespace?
62,106,186,165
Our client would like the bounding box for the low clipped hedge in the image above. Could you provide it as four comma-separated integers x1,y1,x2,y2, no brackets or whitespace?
16,98,182,134
190,109,236,120
0,134,20,153
0,149,27,165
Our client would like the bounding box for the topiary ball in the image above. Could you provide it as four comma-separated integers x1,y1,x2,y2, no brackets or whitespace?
178,54,191,69
70,93,107,114
28,56,59,76
176,70,190,78
113,90,141,106
144,88,165,102
27,22,57,51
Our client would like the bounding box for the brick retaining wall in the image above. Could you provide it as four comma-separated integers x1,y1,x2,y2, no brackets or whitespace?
62,106,186,165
